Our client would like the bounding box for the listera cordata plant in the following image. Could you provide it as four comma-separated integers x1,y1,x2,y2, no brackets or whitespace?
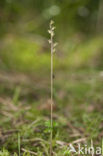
48,20,58,155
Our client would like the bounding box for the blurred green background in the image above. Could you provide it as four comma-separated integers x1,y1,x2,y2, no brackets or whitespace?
0,0,103,72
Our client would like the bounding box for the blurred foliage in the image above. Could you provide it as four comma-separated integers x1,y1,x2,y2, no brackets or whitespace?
0,0,103,72
1,35,103,72
0,0,100,36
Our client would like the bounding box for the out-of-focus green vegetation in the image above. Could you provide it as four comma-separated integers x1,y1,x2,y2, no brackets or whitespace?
0,0,103,72
0,0,100,36
1,36,103,72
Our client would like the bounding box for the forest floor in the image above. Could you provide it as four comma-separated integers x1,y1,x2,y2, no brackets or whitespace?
0,69,103,155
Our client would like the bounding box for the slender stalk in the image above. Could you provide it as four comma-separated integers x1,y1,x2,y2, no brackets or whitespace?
50,28,53,156
18,133,20,156
48,20,57,156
